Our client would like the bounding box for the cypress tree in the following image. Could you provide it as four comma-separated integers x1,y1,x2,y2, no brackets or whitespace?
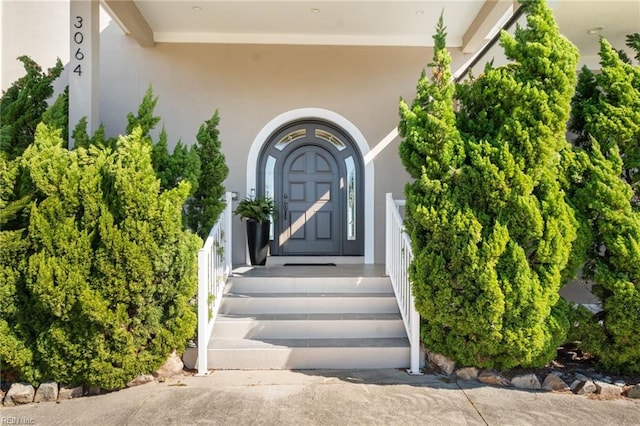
41,87,69,143
0,56,63,160
126,86,161,140
567,37,640,374
186,110,229,239
127,88,202,196
0,123,201,388
399,0,579,369
570,37,640,203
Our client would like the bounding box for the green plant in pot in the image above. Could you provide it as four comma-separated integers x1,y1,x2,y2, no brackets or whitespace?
234,196,275,265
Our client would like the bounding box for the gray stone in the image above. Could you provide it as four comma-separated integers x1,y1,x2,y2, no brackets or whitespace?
126,374,155,388
594,375,612,384
427,351,456,376
571,380,597,395
34,381,58,403
84,385,100,396
614,380,626,387
595,380,623,397
478,370,510,387
627,384,640,398
154,350,184,379
575,373,590,382
58,384,83,400
570,380,583,392
511,373,541,390
455,367,479,381
542,373,570,392
4,383,35,406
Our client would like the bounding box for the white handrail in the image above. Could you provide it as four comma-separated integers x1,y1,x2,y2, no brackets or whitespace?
385,193,422,375
197,192,233,376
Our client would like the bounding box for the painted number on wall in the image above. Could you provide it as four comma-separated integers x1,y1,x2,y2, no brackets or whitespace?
73,16,84,76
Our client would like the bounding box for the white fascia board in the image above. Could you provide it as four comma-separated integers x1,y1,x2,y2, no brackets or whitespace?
153,32,464,47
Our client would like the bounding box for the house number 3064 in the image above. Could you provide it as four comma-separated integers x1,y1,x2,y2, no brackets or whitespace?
73,16,85,76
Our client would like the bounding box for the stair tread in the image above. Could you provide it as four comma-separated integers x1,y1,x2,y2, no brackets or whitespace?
225,292,395,298
216,313,402,321
208,337,410,349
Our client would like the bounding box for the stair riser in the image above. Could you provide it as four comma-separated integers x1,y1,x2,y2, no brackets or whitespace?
212,320,406,339
202,347,411,369
220,297,399,314
228,277,392,293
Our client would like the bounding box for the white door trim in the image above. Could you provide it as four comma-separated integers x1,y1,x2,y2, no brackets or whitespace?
247,108,374,264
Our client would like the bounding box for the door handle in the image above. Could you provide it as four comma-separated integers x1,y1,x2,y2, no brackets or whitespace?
283,194,289,221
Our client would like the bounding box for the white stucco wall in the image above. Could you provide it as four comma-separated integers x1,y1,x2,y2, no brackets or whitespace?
97,37,445,263
2,2,466,264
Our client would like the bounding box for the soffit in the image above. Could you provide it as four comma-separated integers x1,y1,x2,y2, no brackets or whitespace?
552,0,640,61
103,0,501,47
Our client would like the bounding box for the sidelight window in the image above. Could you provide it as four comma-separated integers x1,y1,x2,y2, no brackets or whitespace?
345,156,356,240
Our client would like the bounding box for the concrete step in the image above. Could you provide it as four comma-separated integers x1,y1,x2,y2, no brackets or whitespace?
185,338,411,369
182,268,417,371
219,292,399,314
227,276,393,293
212,313,406,339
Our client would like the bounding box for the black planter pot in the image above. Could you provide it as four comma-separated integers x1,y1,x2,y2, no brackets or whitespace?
246,220,270,266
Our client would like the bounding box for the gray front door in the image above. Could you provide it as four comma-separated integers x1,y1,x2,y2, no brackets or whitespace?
258,120,364,257
280,145,341,255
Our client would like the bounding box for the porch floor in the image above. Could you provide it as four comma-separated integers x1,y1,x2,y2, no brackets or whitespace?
231,261,386,279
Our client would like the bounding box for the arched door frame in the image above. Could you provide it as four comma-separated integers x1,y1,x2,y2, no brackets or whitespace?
247,108,374,264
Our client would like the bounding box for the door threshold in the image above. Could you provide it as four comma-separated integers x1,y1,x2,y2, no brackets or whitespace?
267,256,364,265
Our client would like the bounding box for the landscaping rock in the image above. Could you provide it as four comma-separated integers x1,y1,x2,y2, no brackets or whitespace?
511,373,541,390
571,379,597,395
427,351,456,375
34,381,58,403
478,370,510,387
594,380,623,397
154,350,184,379
4,383,35,406
455,367,479,381
627,384,640,399
126,374,155,388
84,385,101,396
542,373,570,392
592,374,612,384
58,384,83,400
575,373,590,382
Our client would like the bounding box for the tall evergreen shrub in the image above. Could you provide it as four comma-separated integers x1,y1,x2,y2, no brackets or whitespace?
0,124,200,388
571,37,640,202
567,37,640,374
0,56,63,160
186,111,229,239
126,87,201,194
399,0,579,369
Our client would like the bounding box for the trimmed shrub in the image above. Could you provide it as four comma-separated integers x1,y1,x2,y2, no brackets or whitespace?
398,0,579,369
0,124,200,388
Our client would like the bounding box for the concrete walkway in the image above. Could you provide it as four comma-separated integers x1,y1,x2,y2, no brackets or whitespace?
2,370,639,425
